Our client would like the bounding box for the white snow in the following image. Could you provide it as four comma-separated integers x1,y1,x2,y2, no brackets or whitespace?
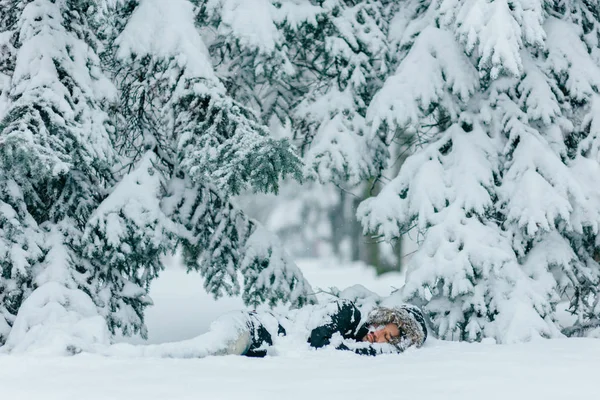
115,0,217,82
367,26,478,137
0,338,598,399
213,0,281,54
4,226,111,354
1,260,599,399
3,1,600,397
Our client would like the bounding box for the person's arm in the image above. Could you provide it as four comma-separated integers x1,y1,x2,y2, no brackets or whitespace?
335,342,377,356
308,300,362,349
336,341,399,356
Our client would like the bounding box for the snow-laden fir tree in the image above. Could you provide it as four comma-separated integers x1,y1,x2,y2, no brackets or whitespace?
289,0,391,187
196,0,299,126
284,0,404,268
0,0,118,351
358,0,600,342
90,0,314,327
0,0,21,343
0,0,315,351
201,1,405,271
205,0,391,185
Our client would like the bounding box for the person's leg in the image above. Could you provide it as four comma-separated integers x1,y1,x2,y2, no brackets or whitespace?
244,311,287,357
104,311,255,358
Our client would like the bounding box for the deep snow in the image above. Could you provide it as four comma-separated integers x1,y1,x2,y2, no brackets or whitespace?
1,259,596,399
0,338,597,400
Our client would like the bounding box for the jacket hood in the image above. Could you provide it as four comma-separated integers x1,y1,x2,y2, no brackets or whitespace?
365,305,427,351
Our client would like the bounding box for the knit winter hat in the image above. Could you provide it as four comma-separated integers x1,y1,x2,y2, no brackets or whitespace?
365,305,428,351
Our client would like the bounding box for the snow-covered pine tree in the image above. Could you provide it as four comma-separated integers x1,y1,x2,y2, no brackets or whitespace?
0,0,13,115
0,182,42,344
199,1,397,186
0,0,117,351
0,15,43,336
544,3,600,336
196,0,299,126
358,0,600,342
91,0,314,325
275,0,403,272
289,0,391,187
0,0,20,343
200,1,405,271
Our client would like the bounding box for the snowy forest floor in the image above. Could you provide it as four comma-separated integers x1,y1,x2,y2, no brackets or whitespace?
1,260,595,399
1,338,597,399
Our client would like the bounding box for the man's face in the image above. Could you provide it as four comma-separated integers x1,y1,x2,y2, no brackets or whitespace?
362,323,400,344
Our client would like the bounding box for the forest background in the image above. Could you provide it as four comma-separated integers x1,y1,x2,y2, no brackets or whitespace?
2,0,600,355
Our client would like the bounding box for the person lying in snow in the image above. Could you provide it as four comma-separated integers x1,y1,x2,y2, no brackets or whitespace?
107,299,428,358
225,299,428,357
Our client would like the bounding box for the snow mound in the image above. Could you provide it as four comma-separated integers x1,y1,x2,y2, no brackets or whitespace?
3,282,110,355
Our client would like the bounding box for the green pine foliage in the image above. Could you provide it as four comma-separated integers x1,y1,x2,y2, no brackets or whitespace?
0,0,118,351
0,0,315,351
4,0,600,352
203,0,600,342
96,0,312,316
358,0,600,341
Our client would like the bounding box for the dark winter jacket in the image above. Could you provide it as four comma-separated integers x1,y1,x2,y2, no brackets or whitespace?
307,300,428,356
244,312,287,358
243,300,427,357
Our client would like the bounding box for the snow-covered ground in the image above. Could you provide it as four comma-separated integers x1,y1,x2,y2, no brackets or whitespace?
1,338,597,399
1,259,597,399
